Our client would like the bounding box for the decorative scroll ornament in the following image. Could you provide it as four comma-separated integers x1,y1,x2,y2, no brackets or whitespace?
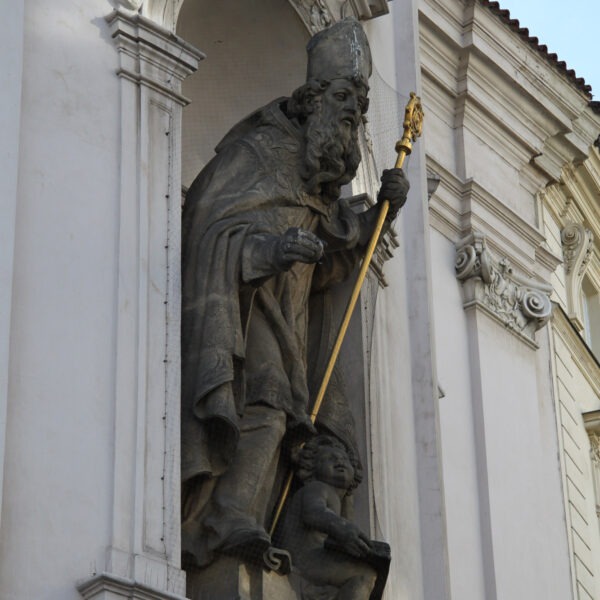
456,232,553,347
561,222,594,331
562,223,593,276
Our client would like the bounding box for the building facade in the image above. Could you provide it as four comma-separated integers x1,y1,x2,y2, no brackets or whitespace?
0,1,599,599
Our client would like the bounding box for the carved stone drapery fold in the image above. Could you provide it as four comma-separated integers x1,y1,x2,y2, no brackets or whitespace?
456,232,553,348
561,222,594,331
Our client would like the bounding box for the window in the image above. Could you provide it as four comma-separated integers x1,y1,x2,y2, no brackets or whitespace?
582,277,600,353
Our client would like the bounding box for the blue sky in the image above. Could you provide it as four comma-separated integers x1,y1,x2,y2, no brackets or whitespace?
495,0,599,98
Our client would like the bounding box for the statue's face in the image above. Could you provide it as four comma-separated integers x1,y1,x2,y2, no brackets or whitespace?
299,78,366,199
319,78,367,143
314,445,355,490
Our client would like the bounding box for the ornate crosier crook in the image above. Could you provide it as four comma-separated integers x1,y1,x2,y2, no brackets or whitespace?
269,92,424,535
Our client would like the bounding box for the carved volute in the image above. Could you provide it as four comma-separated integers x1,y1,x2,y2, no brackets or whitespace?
561,222,594,331
456,232,553,347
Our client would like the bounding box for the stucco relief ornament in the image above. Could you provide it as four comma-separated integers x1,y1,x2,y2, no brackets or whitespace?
588,433,600,518
561,223,593,277
590,433,600,464
456,232,553,345
293,0,334,33
561,223,594,330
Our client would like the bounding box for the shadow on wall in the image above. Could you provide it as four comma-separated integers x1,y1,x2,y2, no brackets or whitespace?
177,0,310,188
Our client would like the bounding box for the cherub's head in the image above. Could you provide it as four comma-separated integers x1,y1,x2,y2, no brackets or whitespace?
295,435,362,493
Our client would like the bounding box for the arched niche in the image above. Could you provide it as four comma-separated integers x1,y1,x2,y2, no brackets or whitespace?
174,0,388,546
177,0,310,188
133,0,390,33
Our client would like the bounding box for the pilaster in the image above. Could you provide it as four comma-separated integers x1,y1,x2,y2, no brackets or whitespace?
0,0,24,536
78,9,204,598
453,229,570,598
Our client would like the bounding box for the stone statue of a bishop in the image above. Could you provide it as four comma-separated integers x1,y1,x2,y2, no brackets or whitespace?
181,18,408,569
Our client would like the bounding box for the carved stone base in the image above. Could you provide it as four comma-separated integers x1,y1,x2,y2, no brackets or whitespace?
185,557,299,600
77,572,188,600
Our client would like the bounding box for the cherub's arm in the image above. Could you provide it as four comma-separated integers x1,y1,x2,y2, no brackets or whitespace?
300,482,372,557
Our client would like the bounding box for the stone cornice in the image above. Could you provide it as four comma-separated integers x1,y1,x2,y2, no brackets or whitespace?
344,0,390,20
420,0,600,186
78,573,187,600
106,9,205,105
583,411,600,437
470,3,589,121
427,156,561,281
456,231,553,348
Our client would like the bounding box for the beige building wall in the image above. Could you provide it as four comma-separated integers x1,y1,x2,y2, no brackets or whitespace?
541,148,600,599
420,0,600,598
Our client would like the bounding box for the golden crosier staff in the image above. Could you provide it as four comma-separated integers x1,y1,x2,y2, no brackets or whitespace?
269,92,424,535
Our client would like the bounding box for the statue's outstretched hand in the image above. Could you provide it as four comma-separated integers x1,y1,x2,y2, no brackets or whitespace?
377,167,409,220
272,227,325,271
334,522,373,558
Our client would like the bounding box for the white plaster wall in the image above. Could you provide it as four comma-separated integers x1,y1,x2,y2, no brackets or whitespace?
474,316,570,598
421,1,580,594
551,319,600,599
177,0,309,188
432,255,572,600
430,234,573,599
0,1,121,597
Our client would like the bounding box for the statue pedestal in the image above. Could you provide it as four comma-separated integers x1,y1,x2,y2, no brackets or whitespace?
185,558,300,600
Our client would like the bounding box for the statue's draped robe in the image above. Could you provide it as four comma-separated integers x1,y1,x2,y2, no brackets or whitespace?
181,99,363,564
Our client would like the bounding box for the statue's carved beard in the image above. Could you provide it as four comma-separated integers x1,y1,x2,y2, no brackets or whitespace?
301,106,362,200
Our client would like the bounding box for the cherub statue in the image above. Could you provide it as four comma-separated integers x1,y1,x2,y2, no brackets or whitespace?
278,435,390,600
